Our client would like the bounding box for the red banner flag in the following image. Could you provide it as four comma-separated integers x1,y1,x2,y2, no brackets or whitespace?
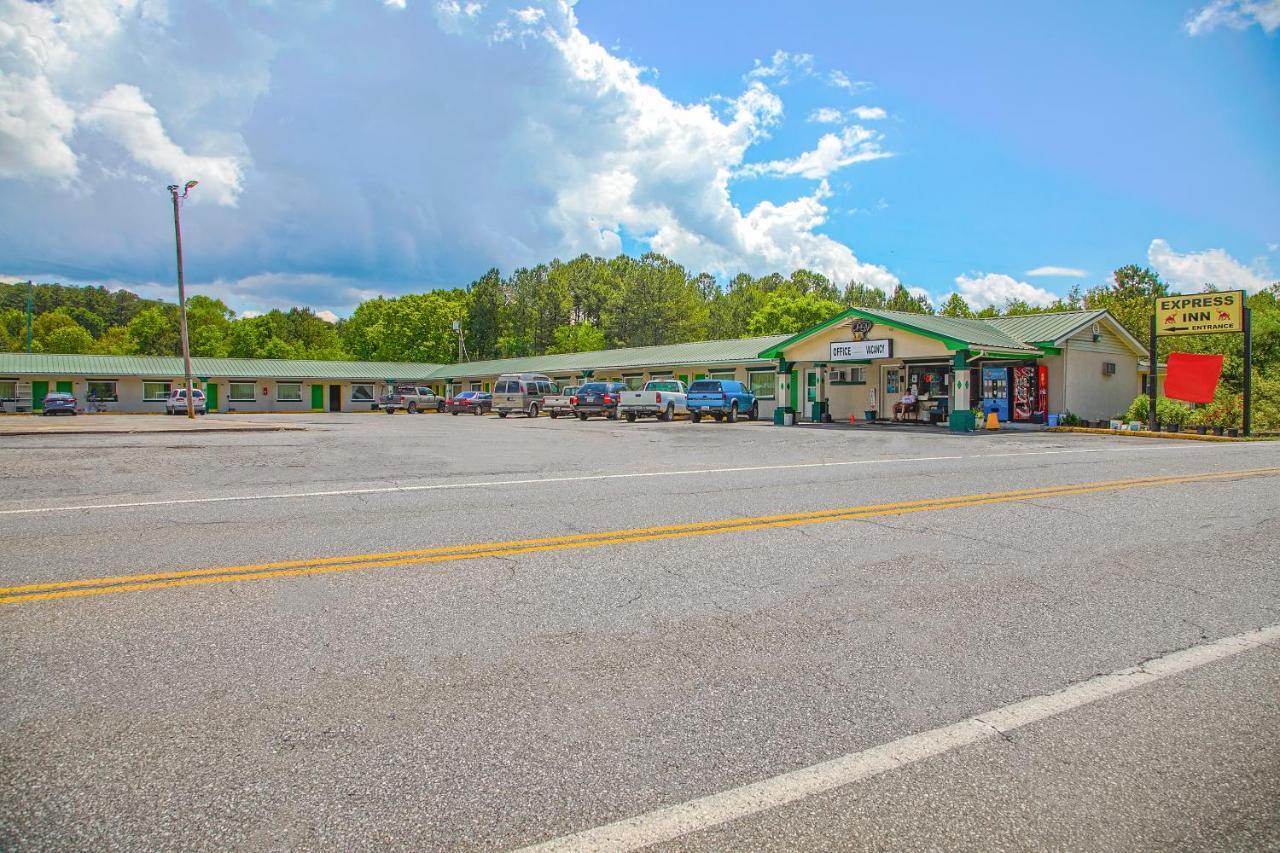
1163,352,1224,404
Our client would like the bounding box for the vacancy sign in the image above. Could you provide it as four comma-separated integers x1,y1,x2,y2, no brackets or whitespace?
831,339,892,360
1155,291,1245,336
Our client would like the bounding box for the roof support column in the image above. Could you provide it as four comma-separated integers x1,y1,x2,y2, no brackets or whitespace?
949,349,975,432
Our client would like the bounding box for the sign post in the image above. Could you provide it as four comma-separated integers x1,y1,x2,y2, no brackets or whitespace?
1152,290,1250,436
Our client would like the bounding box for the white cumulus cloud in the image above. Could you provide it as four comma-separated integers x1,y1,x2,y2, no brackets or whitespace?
1147,239,1272,293
1025,266,1086,278
807,105,886,124
849,105,886,120
807,107,844,124
81,85,245,205
742,125,891,180
1185,0,1280,34
745,49,814,84
953,273,1060,309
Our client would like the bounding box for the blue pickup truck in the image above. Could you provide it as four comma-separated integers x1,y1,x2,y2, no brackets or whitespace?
686,379,757,423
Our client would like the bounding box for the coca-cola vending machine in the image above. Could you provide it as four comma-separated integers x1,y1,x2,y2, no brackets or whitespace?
1010,365,1049,422
1012,366,1034,421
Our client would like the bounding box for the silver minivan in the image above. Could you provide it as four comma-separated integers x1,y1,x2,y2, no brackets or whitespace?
493,373,556,418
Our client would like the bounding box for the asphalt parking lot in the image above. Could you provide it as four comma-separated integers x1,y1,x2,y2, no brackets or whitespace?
2,413,1278,849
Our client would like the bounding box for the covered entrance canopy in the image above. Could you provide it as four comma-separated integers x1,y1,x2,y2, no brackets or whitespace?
759,308,1111,431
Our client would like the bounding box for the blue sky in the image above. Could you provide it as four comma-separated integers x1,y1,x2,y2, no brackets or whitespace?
1,0,1276,318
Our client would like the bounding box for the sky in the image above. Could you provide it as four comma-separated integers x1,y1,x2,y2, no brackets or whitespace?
1,0,1278,319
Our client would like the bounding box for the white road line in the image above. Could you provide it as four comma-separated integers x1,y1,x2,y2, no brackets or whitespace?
0,443,1226,516
518,623,1280,853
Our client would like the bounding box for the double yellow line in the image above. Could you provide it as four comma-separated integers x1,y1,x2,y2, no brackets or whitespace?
2,467,1275,606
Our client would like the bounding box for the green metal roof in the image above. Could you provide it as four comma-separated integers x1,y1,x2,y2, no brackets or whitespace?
428,334,790,379
759,307,1042,358
0,353,442,381
981,310,1108,344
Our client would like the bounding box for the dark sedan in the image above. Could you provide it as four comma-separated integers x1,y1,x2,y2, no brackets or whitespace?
445,391,492,415
41,392,77,415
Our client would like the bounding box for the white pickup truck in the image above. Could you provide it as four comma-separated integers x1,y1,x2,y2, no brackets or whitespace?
618,379,687,422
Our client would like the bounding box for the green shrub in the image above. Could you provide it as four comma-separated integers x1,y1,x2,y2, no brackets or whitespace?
1123,394,1193,426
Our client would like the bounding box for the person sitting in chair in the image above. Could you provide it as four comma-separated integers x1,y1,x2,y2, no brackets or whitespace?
893,388,918,422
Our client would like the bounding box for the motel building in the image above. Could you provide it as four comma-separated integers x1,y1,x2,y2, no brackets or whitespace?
0,309,1145,430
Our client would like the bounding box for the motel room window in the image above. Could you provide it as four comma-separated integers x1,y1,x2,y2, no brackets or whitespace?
748,371,776,399
143,381,171,401
0,379,16,401
228,382,257,402
277,383,303,402
86,380,118,402
470,382,481,392
708,370,736,381
350,383,374,402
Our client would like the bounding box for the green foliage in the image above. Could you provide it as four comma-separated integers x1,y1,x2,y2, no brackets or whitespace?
546,322,605,355
746,292,842,336
39,324,95,354
126,306,180,355
1123,394,1192,426
92,326,135,355
939,293,974,318
886,284,931,314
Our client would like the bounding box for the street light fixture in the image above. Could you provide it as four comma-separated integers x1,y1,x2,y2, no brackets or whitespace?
167,180,199,419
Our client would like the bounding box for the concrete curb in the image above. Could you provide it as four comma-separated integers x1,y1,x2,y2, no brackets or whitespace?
1045,426,1243,442
0,423,305,436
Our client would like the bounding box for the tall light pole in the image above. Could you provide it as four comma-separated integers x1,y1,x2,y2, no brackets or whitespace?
167,181,199,419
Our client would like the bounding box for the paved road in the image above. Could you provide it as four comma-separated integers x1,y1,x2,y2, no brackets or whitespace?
1,414,1277,849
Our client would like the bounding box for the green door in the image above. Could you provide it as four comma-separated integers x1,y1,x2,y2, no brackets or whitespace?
205,383,219,412
788,370,799,411
310,384,324,411
56,380,73,394
32,380,48,411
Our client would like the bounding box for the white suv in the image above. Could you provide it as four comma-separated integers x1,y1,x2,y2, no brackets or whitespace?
165,387,207,415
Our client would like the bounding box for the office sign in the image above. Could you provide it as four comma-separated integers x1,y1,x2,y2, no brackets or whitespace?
1155,290,1245,336
830,339,892,361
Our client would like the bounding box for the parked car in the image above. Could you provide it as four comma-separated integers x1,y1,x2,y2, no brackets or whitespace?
619,379,687,422
572,381,628,420
380,385,444,414
164,387,206,415
543,386,578,419
686,379,757,423
41,391,77,416
493,373,555,418
446,391,492,415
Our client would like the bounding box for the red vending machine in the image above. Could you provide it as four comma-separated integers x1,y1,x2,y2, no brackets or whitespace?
1012,366,1035,421
1037,364,1048,421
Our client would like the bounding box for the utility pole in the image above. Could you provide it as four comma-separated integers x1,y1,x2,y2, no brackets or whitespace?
26,280,33,353
168,181,199,419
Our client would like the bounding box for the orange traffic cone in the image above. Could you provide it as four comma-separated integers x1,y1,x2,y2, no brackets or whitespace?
985,411,1000,430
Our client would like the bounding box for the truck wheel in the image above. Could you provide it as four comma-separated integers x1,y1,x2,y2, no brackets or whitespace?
626,411,637,423
550,410,559,419
498,411,508,418
691,411,701,423
727,402,738,423
578,412,588,421
473,405,481,415
407,402,418,414
451,410,459,416
659,404,674,422
437,401,445,413
384,407,394,415
748,402,758,421
528,404,539,418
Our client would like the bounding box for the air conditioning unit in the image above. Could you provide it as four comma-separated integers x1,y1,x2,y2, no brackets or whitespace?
1102,361,1116,376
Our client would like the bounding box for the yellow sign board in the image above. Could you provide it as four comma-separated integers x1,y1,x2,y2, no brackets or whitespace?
1155,290,1245,336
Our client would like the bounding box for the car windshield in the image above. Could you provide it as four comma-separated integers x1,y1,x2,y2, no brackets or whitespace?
578,383,607,394
648,381,682,392
455,392,475,399
47,393,73,400
688,381,721,393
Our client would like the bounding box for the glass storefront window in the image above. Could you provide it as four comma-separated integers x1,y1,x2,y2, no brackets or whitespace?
907,365,949,398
